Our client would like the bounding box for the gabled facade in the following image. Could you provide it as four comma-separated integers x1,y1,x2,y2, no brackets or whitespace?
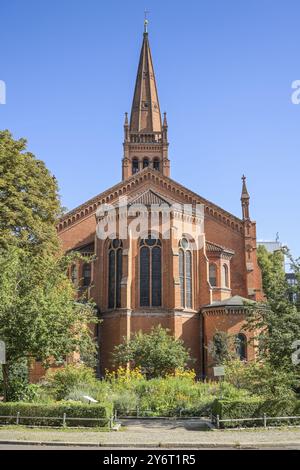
30,25,264,382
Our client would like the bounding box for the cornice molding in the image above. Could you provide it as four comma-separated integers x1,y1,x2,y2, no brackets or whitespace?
57,168,244,234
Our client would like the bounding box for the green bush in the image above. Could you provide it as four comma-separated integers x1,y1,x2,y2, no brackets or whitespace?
59,371,251,417
0,402,113,427
0,359,33,401
65,381,111,404
223,359,296,399
44,365,97,401
212,398,300,428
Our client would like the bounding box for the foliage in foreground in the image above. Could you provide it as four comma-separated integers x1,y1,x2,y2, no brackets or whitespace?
247,246,300,372
34,364,251,417
0,402,112,427
0,129,61,254
0,247,98,401
212,397,300,428
223,359,296,400
112,326,192,378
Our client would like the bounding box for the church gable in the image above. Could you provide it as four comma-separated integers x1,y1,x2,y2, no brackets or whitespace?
129,188,173,207
58,167,244,236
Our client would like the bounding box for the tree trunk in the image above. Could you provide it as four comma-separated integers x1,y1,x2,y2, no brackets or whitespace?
2,363,9,402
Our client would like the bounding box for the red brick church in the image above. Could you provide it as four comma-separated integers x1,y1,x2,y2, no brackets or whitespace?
54,25,263,379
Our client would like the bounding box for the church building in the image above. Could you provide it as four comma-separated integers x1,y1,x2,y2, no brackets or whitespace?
54,24,263,378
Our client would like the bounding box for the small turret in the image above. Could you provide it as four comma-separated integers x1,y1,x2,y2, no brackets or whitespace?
241,175,250,220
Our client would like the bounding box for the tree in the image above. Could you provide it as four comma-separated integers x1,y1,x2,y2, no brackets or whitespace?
207,331,238,366
246,246,300,371
0,130,61,254
112,326,192,378
0,131,99,401
0,245,98,401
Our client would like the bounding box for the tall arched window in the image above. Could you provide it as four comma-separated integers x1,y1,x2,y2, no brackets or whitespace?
108,239,123,309
143,158,149,168
132,158,139,174
209,264,217,287
153,159,160,171
222,263,229,288
82,263,91,287
140,236,161,307
235,333,247,360
179,238,193,309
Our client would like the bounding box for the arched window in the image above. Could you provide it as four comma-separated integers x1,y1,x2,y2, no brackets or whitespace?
82,263,91,287
153,159,160,171
209,264,217,287
143,158,149,169
140,236,161,307
71,264,78,286
222,264,229,288
108,239,123,309
132,158,139,174
179,238,193,309
235,333,247,361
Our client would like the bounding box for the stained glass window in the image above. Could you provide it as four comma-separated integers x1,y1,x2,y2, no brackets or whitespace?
140,237,161,307
178,239,193,309
236,333,247,361
82,263,91,287
209,264,217,287
179,249,185,308
108,240,123,309
222,264,229,288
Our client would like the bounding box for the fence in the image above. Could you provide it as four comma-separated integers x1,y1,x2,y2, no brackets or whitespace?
114,408,204,420
0,413,114,429
213,413,300,429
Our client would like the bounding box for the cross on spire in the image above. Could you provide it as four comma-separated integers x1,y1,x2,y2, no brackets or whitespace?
144,10,149,33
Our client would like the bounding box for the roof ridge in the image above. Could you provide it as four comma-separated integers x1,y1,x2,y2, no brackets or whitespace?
58,168,244,234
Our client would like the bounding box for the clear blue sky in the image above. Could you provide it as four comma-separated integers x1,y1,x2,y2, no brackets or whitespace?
1,0,299,258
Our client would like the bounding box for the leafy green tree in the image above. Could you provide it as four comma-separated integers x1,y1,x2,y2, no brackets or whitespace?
247,246,300,372
207,331,238,366
0,246,98,401
0,130,61,254
112,326,192,378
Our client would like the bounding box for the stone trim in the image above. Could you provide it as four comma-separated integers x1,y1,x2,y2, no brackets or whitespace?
57,168,244,234
201,306,250,316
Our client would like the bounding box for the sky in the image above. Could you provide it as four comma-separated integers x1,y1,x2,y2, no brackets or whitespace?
0,0,299,258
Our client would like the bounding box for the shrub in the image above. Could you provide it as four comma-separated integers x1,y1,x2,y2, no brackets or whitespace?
133,376,249,417
112,390,139,415
0,359,31,401
112,326,192,378
45,365,97,400
212,398,300,428
0,402,113,427
223,359,296,399
65,380,111,404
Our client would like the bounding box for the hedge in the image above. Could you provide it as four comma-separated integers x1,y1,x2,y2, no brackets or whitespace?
0,402,113,427
212,398,300,428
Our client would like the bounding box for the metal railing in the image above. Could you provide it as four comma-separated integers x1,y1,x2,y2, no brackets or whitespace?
114,408,206,420
0,413,114,429
213,413,300,429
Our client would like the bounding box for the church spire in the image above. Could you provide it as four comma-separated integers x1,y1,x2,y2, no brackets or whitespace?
122,24,169,181
241,175,250,220
129,24,162,133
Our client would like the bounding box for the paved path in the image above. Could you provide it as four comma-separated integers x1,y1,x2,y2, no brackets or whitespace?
0,421,300,448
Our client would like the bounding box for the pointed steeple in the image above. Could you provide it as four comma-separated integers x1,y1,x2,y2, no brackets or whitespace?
122,24,169,181
241,175,250,220
129,28,162,133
